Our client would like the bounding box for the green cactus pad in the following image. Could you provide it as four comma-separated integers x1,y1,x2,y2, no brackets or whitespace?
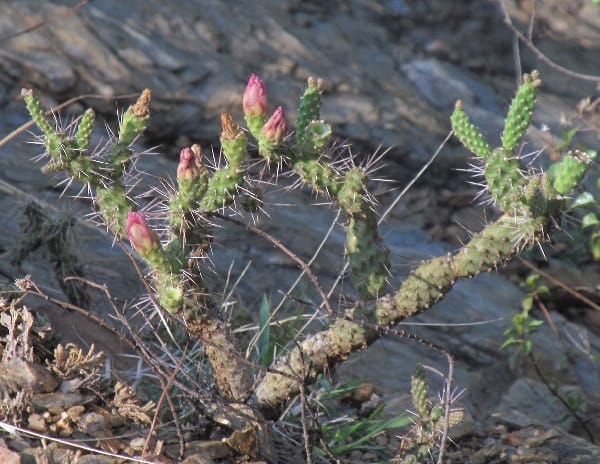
75,108,95,150
484,148,528,212
119,89,151,145
337,167,367,215
450,100,491,159
548,153,589,195
95,185,135,235
346,216,389,298
501,71,541,151
411,365,430,419
296,77,323,153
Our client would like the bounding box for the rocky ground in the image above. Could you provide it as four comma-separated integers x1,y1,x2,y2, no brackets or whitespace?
1,0,600,462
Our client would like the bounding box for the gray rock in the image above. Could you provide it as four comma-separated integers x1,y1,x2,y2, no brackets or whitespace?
402,59,502,112
492,378,578,429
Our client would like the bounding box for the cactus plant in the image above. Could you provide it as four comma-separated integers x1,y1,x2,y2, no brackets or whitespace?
21,70,590,460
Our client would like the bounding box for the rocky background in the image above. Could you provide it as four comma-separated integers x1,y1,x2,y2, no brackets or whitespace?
1,0,600,462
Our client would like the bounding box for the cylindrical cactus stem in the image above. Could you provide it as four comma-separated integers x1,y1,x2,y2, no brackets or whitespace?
75,108,95,150
95,184,135,236
170,145,209,231
450,100,491,159
501,71,541,151
220,112,248,167
548,152,591,195
411,365,431,420
198,114,247,212
256,213,545,414
346,216,390,298
22,88,69,163
119,88,151,146
484,147,528,212
339,167,390,298
105,143,133,179
337,167,367,214
452,214,536,278
296,77,323,154
292,158,341,195
21,89,57,140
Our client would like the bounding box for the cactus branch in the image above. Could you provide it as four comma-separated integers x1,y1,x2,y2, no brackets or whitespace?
254,212,544,413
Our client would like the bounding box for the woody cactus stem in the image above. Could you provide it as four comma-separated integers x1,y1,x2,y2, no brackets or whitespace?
254,213,542,412
254,71,590,414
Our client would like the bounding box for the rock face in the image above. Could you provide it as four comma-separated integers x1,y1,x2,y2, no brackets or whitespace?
1,0,600,460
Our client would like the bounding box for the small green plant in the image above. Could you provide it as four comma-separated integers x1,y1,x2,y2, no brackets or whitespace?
313,378,411,459
501,273,546,367
501,307,544,366
321,404,410,456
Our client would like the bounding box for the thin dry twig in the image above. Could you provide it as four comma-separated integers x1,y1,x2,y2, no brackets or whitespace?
528,352,595,443
0,422,158,464
20,276,135,349
497,0,600,83
517,256,600,312
217,213,335,316
142,345,188,459
299,380,314,464
436,349,454,464
532,292,558,336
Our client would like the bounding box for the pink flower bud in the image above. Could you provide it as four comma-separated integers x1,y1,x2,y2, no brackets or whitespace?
177,145,201,180
243,73,268,119
261,106,286,143
125,211,160,256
